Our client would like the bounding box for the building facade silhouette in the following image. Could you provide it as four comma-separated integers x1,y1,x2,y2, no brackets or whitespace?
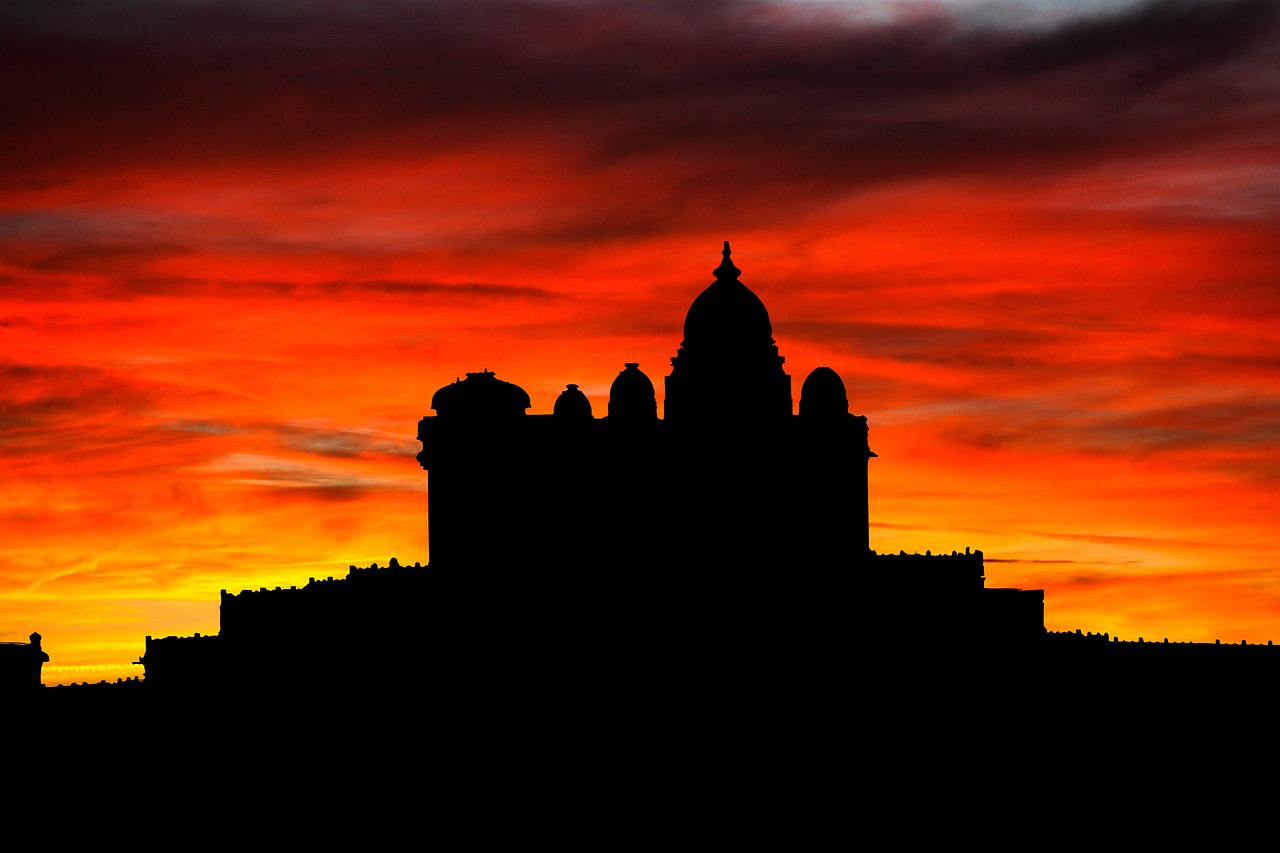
419,243,873,576
416,242,1045,651
118,243,1047,697
18,241,1277,721
116,242,1060,695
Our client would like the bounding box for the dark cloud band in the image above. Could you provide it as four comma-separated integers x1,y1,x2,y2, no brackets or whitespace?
3,0,1276,230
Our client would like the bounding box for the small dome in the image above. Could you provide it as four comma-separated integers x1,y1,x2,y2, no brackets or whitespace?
799,367,849,418
608,363,657,420
553,383,593,419
430,370,530,418
681,242,774,351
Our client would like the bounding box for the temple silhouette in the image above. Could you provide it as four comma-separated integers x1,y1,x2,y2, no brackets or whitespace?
12,243,1277,719
130,242,1043,698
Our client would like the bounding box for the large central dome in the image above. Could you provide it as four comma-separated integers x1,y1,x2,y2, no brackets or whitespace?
664,242,792,422
681,242,773,350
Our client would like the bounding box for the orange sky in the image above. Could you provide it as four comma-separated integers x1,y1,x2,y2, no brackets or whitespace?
3,0,1279,685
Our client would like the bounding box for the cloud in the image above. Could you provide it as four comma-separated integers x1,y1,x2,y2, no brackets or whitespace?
0,363,154,438
0,210,199,277
1079,399,1280,452
0,364,263,483
100,276,557,302
985,557,1143,565
314,279,560,301
271,421,419,458
784,319,1051,367
1049,564,1280,588
1029,530,1218,549
202,452,427,496
29,242,194,275
934,395,1280,456
159,419,243,437
3,0,1276,238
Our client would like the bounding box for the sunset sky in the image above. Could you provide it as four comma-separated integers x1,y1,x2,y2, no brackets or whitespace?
3,0,1278,685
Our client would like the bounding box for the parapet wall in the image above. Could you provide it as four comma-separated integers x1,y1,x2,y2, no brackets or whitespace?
219,557,429,640
1047,629,1277,653
871,548,986,592
1041,629,1280,705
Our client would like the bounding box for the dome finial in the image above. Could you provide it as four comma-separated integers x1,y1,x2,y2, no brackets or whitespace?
714,240,741,281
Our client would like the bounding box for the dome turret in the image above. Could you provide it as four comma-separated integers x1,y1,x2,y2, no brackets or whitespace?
608,363,657,421
799,367,849,418
553,383,593,419
430,370,530,419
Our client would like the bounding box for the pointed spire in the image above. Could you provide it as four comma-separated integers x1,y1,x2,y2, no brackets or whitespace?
713,240,741,281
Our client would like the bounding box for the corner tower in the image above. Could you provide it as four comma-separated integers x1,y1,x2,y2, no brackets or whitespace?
416,370,533,569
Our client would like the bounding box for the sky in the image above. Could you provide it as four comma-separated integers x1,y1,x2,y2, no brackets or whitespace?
2,0,1278,686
